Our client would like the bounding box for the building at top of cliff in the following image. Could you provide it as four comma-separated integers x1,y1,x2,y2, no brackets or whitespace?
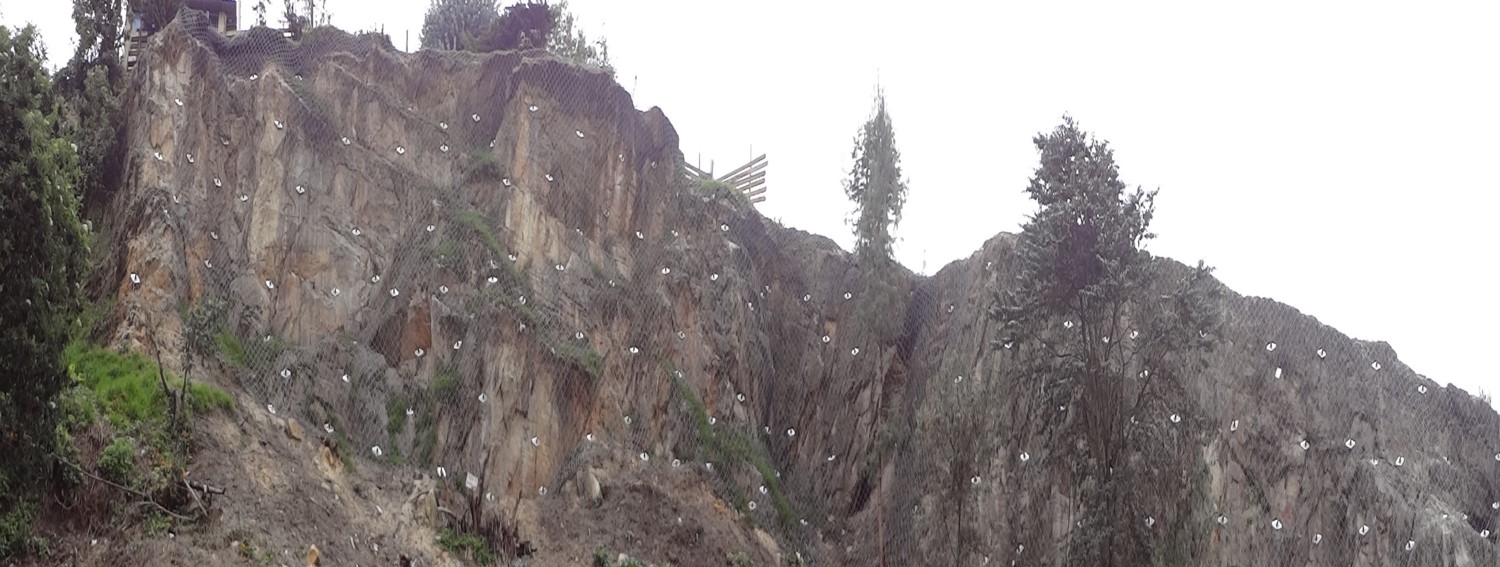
127,1,240,69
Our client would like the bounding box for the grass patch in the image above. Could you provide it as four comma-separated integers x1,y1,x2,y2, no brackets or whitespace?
55,340,235,531
187,384,234,413
665,362,792,525
438,528,495,566
461,148,504,184
328,412,358,473
287,76,336,144
384,393,410,465
542,338,604,380
386,393,409,436
433,362,461,397
697,177,749,205
216,330,246,368
430,239,460,267
455,209,532,294
456,209,506,259
63,343,234,430
229,534,276,565
472,271,542,329
414,397,438,467
216,330,292,375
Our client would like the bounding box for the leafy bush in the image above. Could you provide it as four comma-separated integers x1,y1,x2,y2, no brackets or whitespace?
98,436,137,487
133,0,185,33
438,527,495,566
421,0,499,51
56,381,98,431
53,425,83,489
0,24,90,526
0,501,43,558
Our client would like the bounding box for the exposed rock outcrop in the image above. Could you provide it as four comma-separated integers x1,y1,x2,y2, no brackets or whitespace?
94,12,1500,566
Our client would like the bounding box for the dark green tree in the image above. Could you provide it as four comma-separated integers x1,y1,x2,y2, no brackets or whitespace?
919,355,1009,566
0,24,90,557
471,1,552,52
843,89,909,265
544,0,611,77
56,0,128,216
63,0,126,88
420,0,500,51
990,116,1220,566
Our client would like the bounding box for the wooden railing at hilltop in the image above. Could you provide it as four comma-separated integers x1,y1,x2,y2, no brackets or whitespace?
682,154,767,204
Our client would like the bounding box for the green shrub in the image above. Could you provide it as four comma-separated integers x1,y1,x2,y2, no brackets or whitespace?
456,209,506,259
438,528,494,566
545,340,603,380
144,512,171,536
56,382,97,431
0,501,43,558
53,425,83,489
98,436,137,487
698,178,748,204
668,363,792,524
591,545,653,567
462,148,504,184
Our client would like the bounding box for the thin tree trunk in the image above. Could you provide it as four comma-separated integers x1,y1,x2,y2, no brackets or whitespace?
955,496,964,567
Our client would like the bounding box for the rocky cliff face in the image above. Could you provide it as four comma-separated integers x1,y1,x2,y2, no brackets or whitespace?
93,13,1500,566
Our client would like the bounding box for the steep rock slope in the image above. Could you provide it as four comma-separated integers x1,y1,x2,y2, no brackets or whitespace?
93,13,1500,566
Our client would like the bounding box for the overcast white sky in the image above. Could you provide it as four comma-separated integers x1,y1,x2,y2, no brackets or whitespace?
5,1,1497,407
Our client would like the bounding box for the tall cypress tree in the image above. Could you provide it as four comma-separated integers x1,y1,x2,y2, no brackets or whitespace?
844,89,909,266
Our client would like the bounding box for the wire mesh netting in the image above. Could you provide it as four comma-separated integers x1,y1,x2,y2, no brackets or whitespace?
32,5,1500,567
